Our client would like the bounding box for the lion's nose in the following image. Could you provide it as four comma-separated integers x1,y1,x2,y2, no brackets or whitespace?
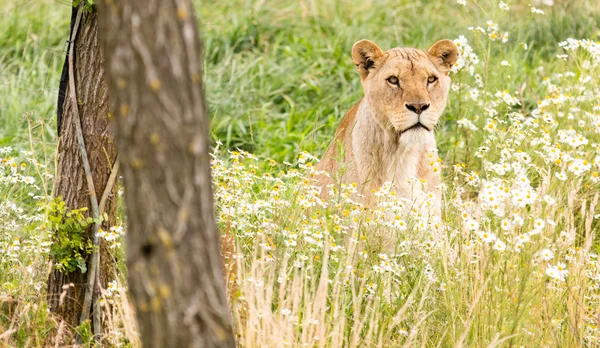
405,103,430,115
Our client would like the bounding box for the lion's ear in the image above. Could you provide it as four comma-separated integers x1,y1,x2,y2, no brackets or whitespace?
352,40,385,80
427,40,459,74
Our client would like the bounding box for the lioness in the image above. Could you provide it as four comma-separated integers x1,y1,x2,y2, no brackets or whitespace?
315,39,458,213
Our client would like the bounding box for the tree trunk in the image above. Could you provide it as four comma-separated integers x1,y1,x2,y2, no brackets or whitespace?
47,5,118,333
97,1,235,347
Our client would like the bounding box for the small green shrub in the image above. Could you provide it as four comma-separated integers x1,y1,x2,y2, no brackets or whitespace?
46,197,102,274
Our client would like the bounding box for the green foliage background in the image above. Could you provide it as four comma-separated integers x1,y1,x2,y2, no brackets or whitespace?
1,0,598,164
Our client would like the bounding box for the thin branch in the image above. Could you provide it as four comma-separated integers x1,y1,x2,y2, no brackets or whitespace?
99,156,120,215
92,155,120,337
65,4,101,338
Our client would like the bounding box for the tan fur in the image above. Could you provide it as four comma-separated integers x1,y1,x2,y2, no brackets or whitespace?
315,39,458,214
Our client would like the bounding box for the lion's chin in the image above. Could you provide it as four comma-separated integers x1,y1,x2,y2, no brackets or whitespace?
396,126,436,148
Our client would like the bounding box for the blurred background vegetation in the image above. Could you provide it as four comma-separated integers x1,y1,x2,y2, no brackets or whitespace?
1,0,599,163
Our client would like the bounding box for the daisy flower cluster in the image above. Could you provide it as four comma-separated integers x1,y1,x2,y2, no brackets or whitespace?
212,146,457,343
0,147,48,255
445,27,600,341
468,20,509,43
97,225,126,249
1,143,134,345
452,35,479,75
0,147,52,324
558,38,600,67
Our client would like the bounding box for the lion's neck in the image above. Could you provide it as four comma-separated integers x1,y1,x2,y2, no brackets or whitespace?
352,99,436,193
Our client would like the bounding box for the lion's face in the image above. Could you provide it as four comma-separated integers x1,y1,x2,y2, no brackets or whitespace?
351,40,458,136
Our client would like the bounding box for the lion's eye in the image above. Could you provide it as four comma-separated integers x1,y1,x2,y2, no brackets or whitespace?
427,75,438,84
387,76,399,86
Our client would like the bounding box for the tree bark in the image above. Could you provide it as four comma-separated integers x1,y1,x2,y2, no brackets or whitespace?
97,1,235,347
47,5,118,333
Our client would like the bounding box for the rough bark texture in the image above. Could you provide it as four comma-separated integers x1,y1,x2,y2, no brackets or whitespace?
97,1,236,347
47,7,118,332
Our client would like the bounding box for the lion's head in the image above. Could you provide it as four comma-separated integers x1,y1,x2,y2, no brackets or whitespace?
351,39,458,137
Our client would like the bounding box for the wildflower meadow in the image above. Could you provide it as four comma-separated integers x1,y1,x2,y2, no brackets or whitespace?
1,0,600,346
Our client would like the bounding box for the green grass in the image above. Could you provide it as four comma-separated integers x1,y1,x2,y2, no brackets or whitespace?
0,0,67,146
197,0,600,163
1,0,599,161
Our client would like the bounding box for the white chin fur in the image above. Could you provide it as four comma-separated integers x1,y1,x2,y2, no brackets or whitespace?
398,129,436,149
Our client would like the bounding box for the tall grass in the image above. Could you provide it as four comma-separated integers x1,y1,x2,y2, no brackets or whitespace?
0,0,67,147
214,143,600,346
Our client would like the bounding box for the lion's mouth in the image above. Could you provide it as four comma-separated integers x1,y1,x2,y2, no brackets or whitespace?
402,122,431,133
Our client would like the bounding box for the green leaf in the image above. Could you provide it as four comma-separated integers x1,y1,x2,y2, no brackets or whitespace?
76,258,87,273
